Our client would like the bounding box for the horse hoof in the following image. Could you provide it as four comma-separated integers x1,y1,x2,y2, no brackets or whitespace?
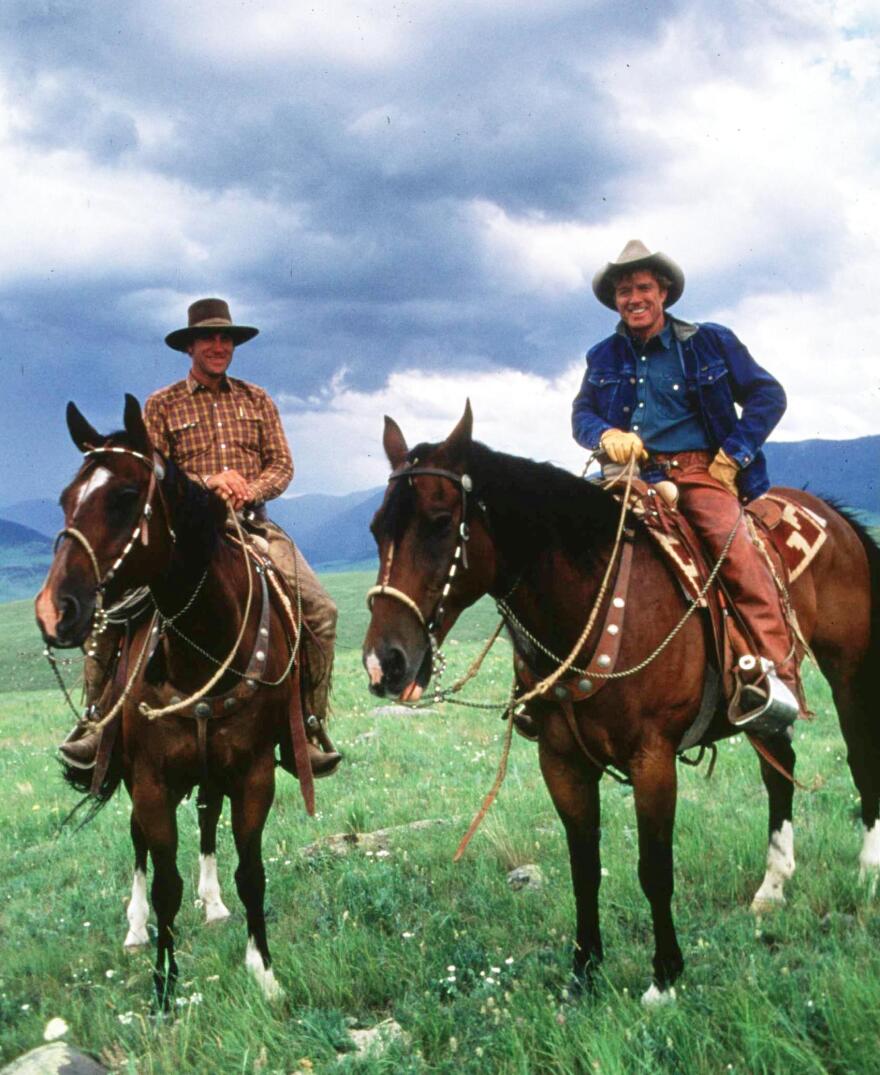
641,983,676,1007
204,902,232,925
750,895,785,915
123,929,150,949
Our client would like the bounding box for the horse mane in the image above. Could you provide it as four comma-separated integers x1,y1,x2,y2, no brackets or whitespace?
382,438,622,572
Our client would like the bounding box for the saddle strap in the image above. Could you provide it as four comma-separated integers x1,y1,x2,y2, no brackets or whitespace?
288,659,315,816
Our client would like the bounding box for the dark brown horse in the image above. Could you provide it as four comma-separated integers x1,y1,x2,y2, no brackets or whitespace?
35,396,306,1005
362,403,880,1002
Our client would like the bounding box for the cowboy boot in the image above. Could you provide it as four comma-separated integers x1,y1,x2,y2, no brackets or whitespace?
307,740,342,778
59,722,102,768
729,655,800,738
305,714,341,778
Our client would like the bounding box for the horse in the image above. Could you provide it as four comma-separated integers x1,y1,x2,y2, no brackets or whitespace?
362,403,880,1003
35,395,310,1005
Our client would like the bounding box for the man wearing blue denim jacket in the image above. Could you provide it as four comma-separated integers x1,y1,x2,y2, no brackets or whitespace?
571,240,801,728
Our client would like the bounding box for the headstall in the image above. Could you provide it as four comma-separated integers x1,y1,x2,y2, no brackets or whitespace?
54,446,175,634
365,462,475,662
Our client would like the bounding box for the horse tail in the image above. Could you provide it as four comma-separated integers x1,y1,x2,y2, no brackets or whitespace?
59,734,124,830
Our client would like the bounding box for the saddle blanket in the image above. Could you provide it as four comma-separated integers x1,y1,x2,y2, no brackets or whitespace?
631,489,828,604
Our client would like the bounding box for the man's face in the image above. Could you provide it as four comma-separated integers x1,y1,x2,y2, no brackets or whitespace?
614,270,668,341
188,331,235,385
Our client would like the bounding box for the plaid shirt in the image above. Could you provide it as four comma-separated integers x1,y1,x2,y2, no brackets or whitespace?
144,373,293,504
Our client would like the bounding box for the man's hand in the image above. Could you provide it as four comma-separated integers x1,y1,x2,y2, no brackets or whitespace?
600,428,648,464
707,448,740,497
206,469,253,512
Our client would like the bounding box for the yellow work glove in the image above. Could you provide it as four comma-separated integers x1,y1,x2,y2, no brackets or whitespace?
708,447,740,496
600,428,647,465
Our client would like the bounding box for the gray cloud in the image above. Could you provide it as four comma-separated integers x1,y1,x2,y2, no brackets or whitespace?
0,1,874,504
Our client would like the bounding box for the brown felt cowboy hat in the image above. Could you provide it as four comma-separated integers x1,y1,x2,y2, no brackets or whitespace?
592,240,685,310
165,297,259,352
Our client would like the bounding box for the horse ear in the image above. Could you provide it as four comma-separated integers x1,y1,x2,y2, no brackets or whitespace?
66,402,102,452
383,415,409,469
123,394,152,454
441,399,473,464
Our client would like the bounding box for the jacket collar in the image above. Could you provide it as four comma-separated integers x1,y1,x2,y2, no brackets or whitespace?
614,314,698,345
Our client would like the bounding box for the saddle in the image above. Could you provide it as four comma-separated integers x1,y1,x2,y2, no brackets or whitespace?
632,482,824,739
513,481,824,750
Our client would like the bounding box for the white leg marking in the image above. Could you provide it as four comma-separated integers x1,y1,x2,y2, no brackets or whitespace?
641,983,677,1007
124,868,150,948
74,466,112,510
245,936,283,1000
859,820,880,890
751,820,795,913
198,853,231,924
365,650,383,687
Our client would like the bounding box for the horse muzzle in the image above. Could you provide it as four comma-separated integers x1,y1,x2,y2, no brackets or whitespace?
35,581,95,648
362,640,431,700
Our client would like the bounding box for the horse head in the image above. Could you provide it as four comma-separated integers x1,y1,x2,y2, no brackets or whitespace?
362,402,497,699
35,395,169,647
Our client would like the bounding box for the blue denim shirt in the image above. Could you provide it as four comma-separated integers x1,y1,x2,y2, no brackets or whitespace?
571,316,787,502
629,321,712,453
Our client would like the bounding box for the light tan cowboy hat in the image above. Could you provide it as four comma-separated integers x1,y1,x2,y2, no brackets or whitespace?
592,240,685,310
165,297,259,352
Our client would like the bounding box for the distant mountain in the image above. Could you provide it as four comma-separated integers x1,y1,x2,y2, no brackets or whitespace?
267,488,381,540
0,499,62,539
0,519,53,549
763,436,878,514
0,519,53,603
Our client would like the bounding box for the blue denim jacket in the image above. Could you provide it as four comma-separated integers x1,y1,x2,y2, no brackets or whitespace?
571,317,787,502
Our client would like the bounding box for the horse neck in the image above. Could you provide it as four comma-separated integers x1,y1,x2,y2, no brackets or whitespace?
473,453,620,653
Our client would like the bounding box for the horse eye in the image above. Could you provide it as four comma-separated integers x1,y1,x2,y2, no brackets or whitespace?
429,513,453,534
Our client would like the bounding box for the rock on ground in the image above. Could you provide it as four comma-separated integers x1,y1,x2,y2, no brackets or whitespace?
507,864,545,891
0,1043,108,1075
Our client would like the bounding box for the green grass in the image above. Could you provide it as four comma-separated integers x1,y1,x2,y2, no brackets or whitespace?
2,578,879,1073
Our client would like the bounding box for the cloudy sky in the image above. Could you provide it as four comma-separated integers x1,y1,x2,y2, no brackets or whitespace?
1,0,877,504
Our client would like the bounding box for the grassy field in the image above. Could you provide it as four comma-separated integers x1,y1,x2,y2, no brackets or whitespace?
1,576,879,1074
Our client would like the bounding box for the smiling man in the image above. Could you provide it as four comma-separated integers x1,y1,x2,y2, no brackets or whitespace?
570,240,802,733
61,298,340,778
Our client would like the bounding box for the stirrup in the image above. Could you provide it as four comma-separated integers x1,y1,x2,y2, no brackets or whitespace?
730,656,799,738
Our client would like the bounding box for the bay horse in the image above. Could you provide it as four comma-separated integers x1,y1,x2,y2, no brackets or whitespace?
362,403,880,1002
35,396,308,1005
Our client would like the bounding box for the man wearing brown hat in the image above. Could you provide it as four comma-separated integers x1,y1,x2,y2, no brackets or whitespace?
570,240,802,732
61,298,340,777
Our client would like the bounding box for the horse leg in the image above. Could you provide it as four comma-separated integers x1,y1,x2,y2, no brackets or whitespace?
124,812,150,948
751,736,797,912
538,742,603,990
631,744,683,1005
832,673,880,890
132,780,183,1009
230,754,281,999
196,783,231,925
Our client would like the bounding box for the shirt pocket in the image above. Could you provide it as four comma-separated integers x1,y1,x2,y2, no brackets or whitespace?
167,417,207,464
695,358,729,387
586,370,623,409
233,408,263,453
650,369,688,420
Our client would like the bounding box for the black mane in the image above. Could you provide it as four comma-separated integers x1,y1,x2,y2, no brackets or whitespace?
378,438,622,573
466,441,622,568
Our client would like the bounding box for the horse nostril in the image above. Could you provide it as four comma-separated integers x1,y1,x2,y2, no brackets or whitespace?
385,645,407,683
59,594,81,630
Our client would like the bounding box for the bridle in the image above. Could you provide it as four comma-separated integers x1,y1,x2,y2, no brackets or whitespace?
54,445,176,633
366,462,476,666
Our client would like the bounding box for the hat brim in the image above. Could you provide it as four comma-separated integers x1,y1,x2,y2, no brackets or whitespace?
592,252,684,311
165,325,259,352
